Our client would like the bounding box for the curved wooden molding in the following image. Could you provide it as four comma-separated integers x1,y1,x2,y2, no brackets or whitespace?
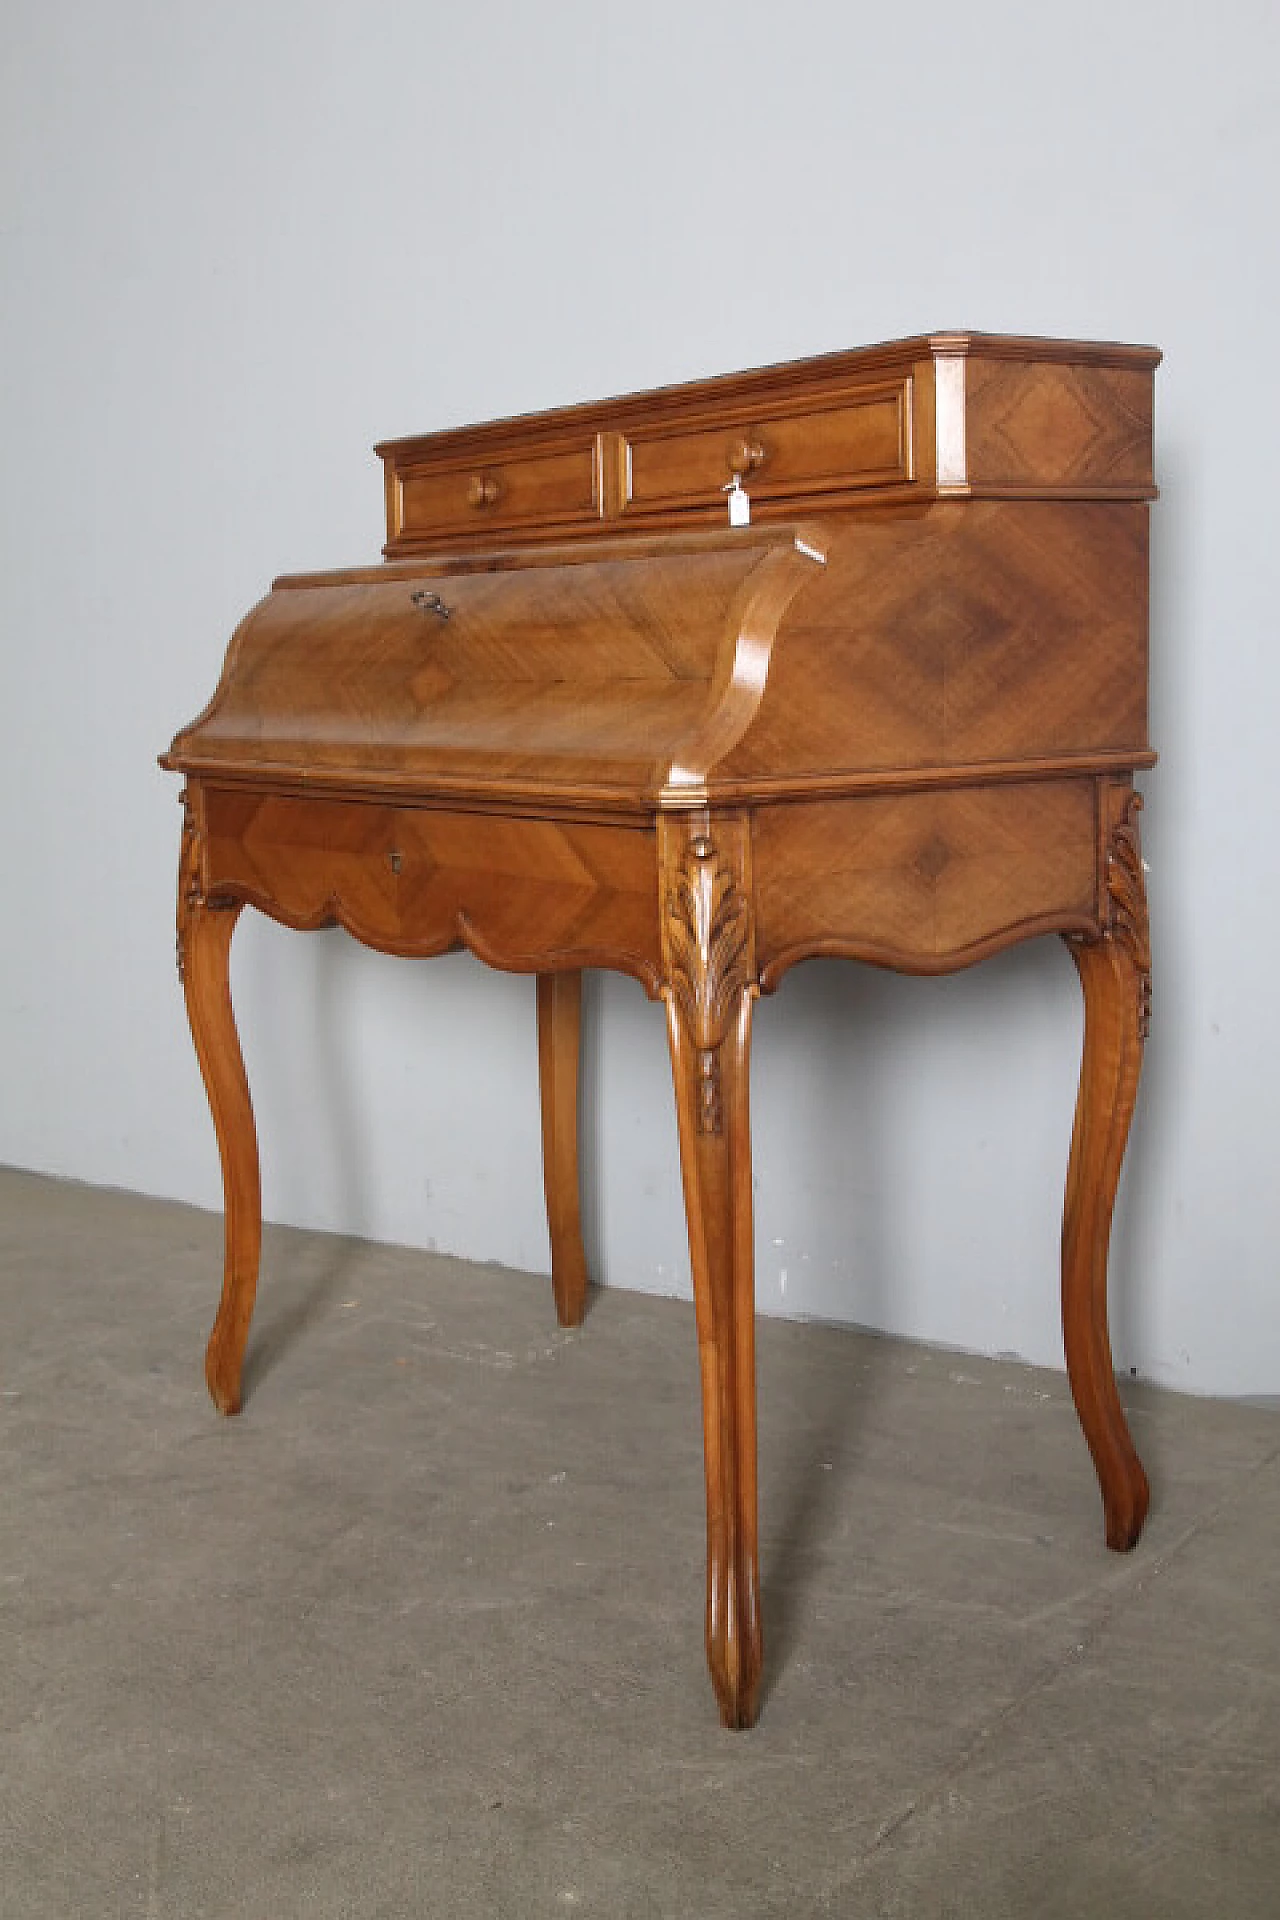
661,535,825,803
758,910,1100,992
456,909,663,998
162,595,272,773
196,877,665,997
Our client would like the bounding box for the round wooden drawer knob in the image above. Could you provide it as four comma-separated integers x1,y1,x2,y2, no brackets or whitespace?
728,438,766,476
467,474,500,508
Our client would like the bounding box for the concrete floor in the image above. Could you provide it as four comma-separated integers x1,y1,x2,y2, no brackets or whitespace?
1,1167,1277,1918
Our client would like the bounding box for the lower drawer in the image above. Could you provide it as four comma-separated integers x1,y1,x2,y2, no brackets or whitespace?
199,788,661,987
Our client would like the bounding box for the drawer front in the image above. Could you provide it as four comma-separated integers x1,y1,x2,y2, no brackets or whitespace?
619,379,912,520
200,788,663,986
393,439,601,547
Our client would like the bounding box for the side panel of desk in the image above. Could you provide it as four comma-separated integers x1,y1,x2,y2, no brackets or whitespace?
751,777,1105,984
718,501,1151,789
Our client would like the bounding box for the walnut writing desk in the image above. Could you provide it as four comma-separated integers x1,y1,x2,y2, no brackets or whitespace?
163,333,1159,1728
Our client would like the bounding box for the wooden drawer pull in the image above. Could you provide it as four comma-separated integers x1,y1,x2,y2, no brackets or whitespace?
467,474,501,509
728,438,766,476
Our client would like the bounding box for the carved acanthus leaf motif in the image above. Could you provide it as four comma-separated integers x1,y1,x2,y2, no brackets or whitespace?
1106,794,1152,1040
665,833,753,1133
175,790,236,983
176,791,204,984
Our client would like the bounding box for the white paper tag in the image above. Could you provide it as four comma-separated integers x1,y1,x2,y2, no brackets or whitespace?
726,477,750,527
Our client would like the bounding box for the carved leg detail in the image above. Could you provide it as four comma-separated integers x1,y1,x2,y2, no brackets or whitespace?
662,818,761,1728
536,971,589,1328
178,813,261,1416
669,990,760,1727
1061,799,1151,1550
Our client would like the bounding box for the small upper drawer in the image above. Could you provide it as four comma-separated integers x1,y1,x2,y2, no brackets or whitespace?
389,438,601,549
616,378,913,520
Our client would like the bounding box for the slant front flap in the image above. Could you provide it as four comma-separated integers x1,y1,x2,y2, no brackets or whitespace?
166,529,824,810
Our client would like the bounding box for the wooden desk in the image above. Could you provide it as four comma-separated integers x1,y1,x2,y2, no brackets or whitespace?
163,333,1159,1728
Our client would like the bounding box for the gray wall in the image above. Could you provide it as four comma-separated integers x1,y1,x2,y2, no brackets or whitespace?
2,2,1276,1394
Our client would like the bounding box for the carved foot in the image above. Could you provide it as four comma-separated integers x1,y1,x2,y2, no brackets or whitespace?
206,1303,253,1417
662,816,763,1727
536,971,590,1328
178,803,261,1416
1062,794,1151,1550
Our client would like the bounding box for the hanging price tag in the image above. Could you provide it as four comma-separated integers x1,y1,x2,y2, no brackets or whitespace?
723,475,751,527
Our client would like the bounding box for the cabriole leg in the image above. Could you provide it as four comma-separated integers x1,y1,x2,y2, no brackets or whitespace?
536,970,589,1327
177,809,261,1416
1061,796,1151,1550
662,816,761,1728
